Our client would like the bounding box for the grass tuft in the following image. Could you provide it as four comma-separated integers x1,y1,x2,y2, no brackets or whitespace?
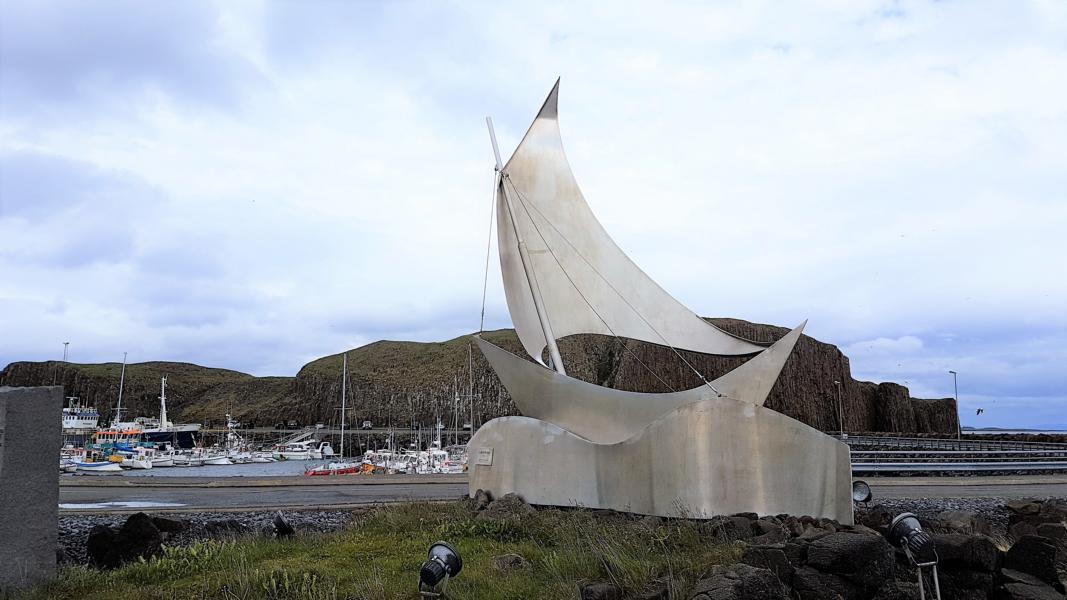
19,503,740,600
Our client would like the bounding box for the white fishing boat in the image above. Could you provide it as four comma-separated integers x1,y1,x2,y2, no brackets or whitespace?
251,451,276,463
75,460,123,473
62,397,100,431
151,455,175,468
202,454,233,466
271,440,316,460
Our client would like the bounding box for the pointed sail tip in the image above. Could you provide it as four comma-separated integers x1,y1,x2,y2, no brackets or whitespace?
536,78,560,121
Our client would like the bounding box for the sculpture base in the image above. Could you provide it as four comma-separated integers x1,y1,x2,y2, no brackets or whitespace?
468,398,854,523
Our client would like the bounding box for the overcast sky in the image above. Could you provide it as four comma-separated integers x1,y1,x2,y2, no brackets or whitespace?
2,1,1064,428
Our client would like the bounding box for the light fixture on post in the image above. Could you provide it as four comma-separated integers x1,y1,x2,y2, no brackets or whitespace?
418,541,462,597
833,380,846,438
948,370,961,440
885,513,941,600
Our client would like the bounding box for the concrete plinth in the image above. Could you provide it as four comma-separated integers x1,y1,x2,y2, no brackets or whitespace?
0,386,63,591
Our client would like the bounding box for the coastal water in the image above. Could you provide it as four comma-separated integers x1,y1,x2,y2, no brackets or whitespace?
70,459,319,478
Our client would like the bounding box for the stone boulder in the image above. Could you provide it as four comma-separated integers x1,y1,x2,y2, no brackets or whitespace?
466,488,492,511
86,512,163,569
204,518,250,536
580,581,621,600
741,543,795,586
871,581,920,600
688,564,788,600
701,515,755,542
491,553,528,571
475,492,535,525
1004,535,1060,588
806,531,895,592
999,568,1066,600
932,533,1000,573
934,510,993,536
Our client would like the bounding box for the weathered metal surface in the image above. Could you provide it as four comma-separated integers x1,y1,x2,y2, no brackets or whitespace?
474,321,805,445
468,397,854,523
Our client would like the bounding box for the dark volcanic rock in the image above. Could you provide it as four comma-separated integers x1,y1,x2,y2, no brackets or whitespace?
491,553,529,571
872,581,920,600
580,581,622,600
689,563,788,600
934,510,993,536
741,543,795,586
86,513,163,569
475,493,535,524
933,533,1000,573
702,515,755,542
1004,535,1060,587
999,569,1065,600
806,531,895,592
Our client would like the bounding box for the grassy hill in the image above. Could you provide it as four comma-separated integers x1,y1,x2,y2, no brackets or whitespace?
0,320,958,434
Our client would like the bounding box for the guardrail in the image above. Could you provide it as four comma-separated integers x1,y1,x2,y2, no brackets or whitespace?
840,435,1067,452
852,461,1067,473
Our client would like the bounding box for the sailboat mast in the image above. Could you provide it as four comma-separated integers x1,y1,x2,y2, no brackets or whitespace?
340,353,347,459
468,342,475,432
159,376,168,428
485,117,567,375
114,351,127,425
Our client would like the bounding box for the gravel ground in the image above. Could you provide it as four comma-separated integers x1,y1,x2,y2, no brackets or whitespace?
862,496,1013,533
59,510,356,565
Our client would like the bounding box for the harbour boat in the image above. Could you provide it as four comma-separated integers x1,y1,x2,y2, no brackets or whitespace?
139,377,202,448
75,460,123,473
271,441,314,461
251,452,276,463
150,455,175,468
304,461,367,476
201,454,233,466
62,397,99,431
467,81,853,522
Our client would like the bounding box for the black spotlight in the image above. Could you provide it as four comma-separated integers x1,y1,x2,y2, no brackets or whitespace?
885,513,941,600
418,541,462,597
852,480,873,504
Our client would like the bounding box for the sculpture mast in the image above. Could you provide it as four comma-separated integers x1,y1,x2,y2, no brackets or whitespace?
485,116,566,375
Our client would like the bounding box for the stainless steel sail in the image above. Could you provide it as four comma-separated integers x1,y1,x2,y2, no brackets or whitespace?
474,321,805,444
497,80,766,366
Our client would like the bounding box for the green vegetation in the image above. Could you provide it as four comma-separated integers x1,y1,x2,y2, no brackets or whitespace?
22,503,739,600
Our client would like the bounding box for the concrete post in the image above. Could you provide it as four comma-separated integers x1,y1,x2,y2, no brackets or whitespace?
0,386,63,591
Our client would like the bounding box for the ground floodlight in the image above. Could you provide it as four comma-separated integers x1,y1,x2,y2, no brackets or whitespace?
885,513,941,600
418,541,462,597
852,480,872,503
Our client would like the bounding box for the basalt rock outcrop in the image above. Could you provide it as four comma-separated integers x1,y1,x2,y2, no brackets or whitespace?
0,318,957,434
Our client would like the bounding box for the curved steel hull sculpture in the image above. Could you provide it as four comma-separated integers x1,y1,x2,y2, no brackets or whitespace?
469,400,853,521
472,80,854,523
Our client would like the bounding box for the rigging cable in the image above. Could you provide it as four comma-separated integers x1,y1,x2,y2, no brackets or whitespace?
478,169,499,333
503,174,726,396
502,174,679,393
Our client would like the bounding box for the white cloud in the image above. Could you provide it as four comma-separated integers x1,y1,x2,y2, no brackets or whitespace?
0,1,1064,426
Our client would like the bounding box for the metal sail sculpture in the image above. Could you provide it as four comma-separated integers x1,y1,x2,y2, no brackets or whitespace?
470,81,853,522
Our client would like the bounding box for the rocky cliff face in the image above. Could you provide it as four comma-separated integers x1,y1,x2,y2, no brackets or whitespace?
0,319,958,434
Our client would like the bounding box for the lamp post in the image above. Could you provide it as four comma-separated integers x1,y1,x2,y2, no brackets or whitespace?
833,380,845,438
949,370,960,440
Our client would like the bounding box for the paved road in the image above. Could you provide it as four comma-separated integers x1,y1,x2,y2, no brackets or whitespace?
58,474,1067,514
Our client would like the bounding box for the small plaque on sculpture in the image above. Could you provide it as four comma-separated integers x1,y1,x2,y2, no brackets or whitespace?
475,447,493,466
